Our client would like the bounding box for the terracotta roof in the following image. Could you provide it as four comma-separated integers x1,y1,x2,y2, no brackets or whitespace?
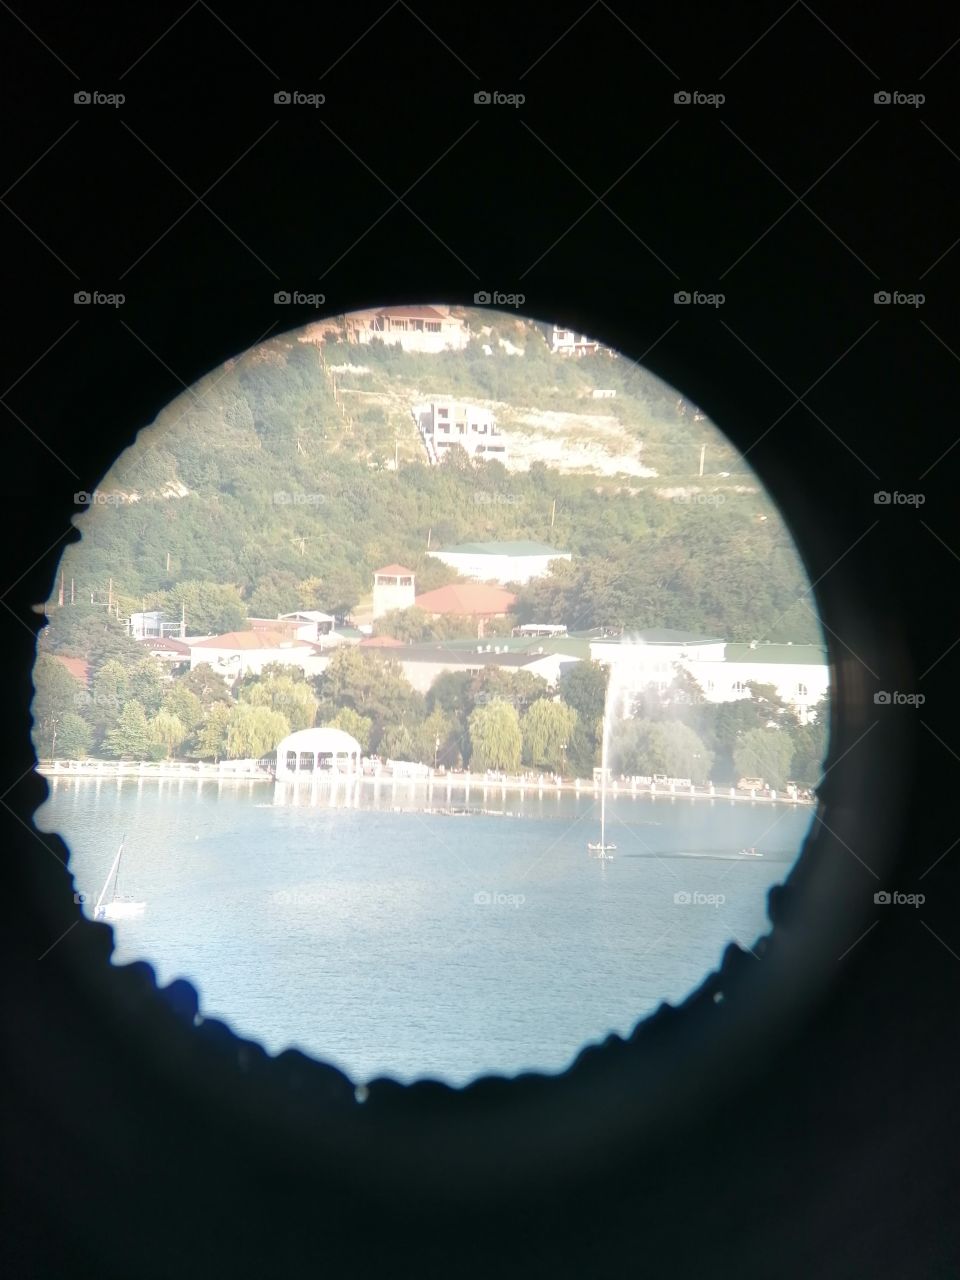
359,635,406,648
414,583,517,616
189,630,311,650
374,564,415,577
375,305,446,320
54,654,90,684
137,636,190,655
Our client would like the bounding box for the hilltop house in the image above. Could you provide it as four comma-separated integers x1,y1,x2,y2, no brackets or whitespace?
542,323,615,358
427,540,571,585
413,400,507,464
373,565,416,620
343,306,468,354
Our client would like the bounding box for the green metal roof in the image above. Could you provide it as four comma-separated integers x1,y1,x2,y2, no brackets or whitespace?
436,541,569,557
724,643,828,665
440,635,592,659
592,629,723,646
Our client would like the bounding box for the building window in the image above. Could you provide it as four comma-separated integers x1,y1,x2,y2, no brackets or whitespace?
391,319,408,330
298,752,315,772
733,681,746,693
425,321,440,332
438,407,449,419
797,683,808,696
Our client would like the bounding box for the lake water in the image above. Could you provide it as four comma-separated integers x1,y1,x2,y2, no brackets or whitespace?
37,777,814,1085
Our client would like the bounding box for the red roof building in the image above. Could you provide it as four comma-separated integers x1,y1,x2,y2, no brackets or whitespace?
414,583,517,618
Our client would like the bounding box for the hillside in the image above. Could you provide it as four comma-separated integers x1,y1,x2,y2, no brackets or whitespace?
53,311,819,643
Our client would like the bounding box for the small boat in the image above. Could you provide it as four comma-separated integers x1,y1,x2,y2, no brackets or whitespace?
738,846,763,858
92,836,145,922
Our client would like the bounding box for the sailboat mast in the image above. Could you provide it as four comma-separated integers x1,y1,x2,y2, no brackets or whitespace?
93,837,125,916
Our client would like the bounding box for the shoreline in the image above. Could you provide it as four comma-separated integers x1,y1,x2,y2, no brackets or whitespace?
37,759,815,806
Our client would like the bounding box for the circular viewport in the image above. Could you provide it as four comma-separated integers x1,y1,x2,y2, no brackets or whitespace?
33,305,829,1088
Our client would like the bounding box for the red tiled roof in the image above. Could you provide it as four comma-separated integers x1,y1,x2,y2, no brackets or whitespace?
414,584,517,616
359,635,406,647
137,636,190,655
54,654,90,684
375,305,446,320
190,630,310,651
374,564,415,577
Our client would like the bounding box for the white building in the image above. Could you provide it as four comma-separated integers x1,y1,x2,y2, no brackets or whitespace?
188,630,327,681
427,540,571,585
414,399,507,464
274,727,362,780
357,640,578,696
344,305,468,353
590,632,829,724
372,565,416,620
543,323,610,358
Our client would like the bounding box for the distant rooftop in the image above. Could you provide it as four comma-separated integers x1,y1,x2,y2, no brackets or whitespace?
724,642,829,666
437,540,568,557
374,564,415,577
190,630,313,651
593,629,724,646
415,583,517,616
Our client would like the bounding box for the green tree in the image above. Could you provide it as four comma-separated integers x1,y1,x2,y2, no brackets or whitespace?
149,710,187,759
468,699,522,772
613,718,713,784
225,704,290,758
31,654,85,757
195,702,233,761
162,684,204,734
327,707,373,752
178,663,233,708
787,701,828,788
239,673,317,732
733,727,795,790
520,698,577,771
128,658,167,716
57,712,93,758
104,701,153,759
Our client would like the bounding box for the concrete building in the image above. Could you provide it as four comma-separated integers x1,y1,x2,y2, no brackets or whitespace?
414,400,507,464
427,540,571,585
343,305,468,354
590,631,829,724
372,565,416,620
543,323,610,358
274,727,362,780
128,610,184,641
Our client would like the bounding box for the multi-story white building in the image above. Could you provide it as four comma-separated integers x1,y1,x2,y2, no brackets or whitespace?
414,399,507,463
372,565,416,620
589,632,829,723
427,540,571,585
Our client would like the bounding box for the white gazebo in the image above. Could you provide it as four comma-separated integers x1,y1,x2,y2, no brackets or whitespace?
274,727,362,780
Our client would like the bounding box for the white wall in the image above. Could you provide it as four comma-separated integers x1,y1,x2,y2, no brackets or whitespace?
430,550,571,585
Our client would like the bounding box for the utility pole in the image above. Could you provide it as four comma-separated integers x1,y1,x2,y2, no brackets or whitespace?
427,527,432,549
698,444,706,478
70,578,75,604
550,498,556,528
108,578,113,610
58,570,64,607
166,551,171,574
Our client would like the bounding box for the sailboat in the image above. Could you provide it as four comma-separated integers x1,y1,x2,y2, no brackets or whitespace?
588,764,617,858
92,836,145,922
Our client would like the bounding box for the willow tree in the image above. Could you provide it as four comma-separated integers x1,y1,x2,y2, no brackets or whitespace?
520,698,577,772
226,704,290,759
468,699,521,772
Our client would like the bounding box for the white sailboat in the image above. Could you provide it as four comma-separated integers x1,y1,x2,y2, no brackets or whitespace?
92,836,145,922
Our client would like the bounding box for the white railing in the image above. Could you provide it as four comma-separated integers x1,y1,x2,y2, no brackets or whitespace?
37,758,274,780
